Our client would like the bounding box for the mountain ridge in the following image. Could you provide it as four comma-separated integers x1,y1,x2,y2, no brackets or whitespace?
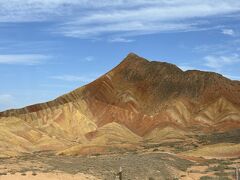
1,53,239,116
0,53,239,157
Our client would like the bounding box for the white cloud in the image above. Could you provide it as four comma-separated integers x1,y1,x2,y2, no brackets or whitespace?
194,39,240,57
83,56,94,62
222,29,235,36
0,94,14,106
224,74,240,80
54,0,240,38
58,22,195,38
179,65,196,71
0,40,59,54
109,37,135,43
1,1,240,39
204,54,240,69
0,54,50,65
50,75,97,83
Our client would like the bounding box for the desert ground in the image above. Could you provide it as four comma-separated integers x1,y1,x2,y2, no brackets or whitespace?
0,144,239,180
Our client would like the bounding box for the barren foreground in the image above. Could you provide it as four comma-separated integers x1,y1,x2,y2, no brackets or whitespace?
0,172,99,180
0,150,239,180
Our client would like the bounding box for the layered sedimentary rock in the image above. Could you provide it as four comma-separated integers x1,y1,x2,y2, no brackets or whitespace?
0,53,239,156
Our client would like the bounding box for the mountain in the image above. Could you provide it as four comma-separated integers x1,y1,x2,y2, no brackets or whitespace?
0,53,240,157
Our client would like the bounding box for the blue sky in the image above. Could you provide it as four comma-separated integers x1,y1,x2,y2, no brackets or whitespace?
0,0,240,111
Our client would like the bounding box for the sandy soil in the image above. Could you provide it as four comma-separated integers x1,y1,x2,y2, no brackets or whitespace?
0,151,192,180
0,151,239,179
0,172,99,180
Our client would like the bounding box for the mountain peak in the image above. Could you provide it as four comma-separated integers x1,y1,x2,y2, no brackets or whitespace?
109,53,149,73
122,52,149,64
126,52,140,58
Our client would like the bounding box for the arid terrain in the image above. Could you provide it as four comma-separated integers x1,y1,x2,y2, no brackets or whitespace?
0,53,239,179
0,149,239,179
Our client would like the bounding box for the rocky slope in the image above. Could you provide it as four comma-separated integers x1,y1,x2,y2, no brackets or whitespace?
0,53,239,156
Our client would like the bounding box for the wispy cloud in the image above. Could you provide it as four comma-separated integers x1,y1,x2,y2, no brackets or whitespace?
55,1,240,38
192,40,240,80
50,75,97,83
0,40,59,53
204,54,240,69
222,29,235,36
177,62,240,81
179,65,196,71
194,39,240,56
224,74,240,80
0,94,14,105
83,56,94,62
0,54,51,65
109,37,135,43
1,1,240,39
